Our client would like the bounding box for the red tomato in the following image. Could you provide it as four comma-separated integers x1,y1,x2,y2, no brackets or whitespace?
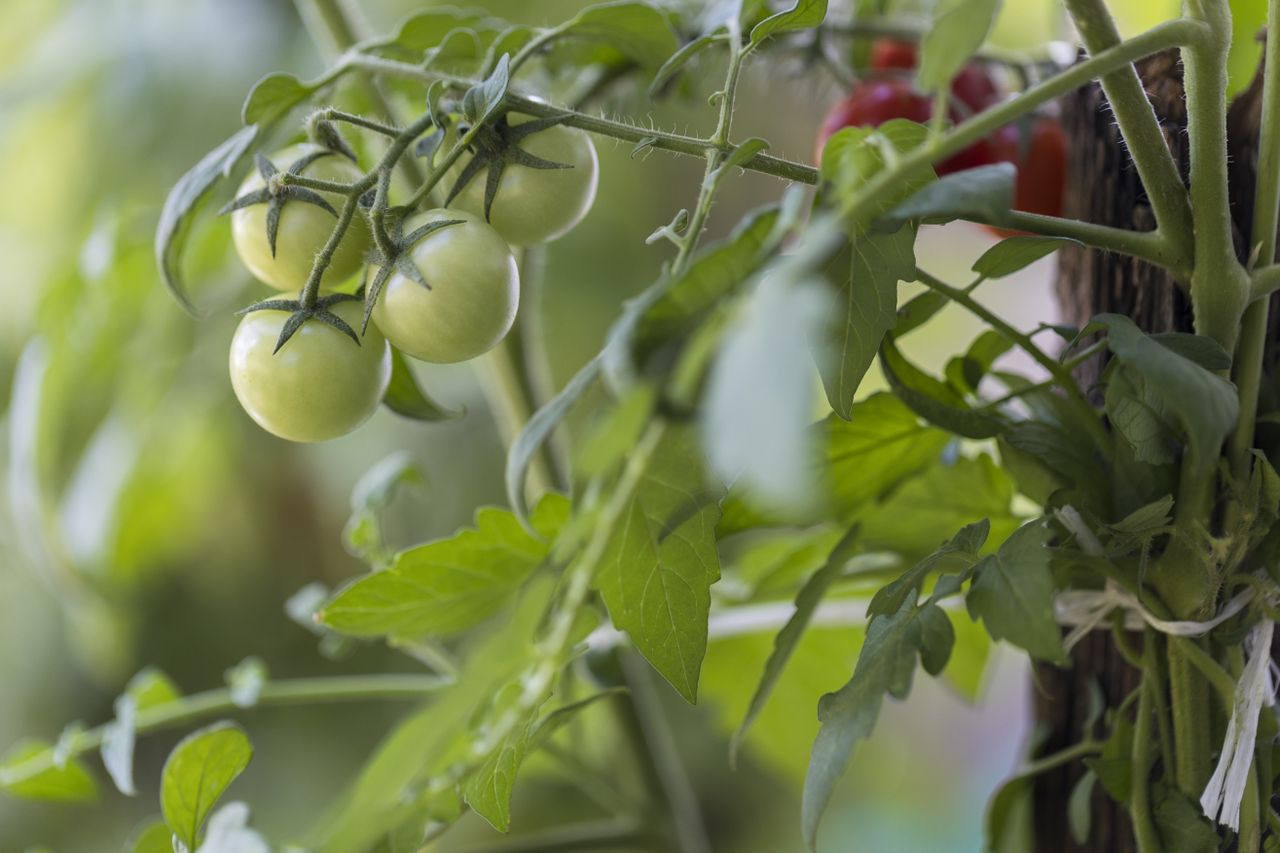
983,117,1067,236
870,38,917,72
814,78,933,162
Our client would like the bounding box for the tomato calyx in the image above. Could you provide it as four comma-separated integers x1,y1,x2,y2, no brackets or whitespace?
361,211,465,331
444,113,575,222
308,119,360,163
220,152,341,257
237,291,364,354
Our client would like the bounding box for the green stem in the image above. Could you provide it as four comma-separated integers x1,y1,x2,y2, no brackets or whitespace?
0,674,448,791
914,267,1108,447
1131,635,1162,853
1062,0,1195,257
479,334,556,502
961,210,1181,272
1167,638,1214,796
515,246,571,488
1182,0,1251,352
1228,0,1280,490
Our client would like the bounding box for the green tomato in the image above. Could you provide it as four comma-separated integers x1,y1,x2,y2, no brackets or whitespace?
445,116,598,246
371,209,520,364
230,143,369,292
229,300,390,442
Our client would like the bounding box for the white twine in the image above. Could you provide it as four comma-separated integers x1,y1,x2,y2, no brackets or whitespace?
1201,619,1276,831
1054,582,1255,652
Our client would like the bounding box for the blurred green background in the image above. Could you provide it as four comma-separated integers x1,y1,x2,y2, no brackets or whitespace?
0,0,1260,850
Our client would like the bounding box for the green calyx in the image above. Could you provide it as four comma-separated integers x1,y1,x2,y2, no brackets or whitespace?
444,113,575,222
220,151,341,258
361,212,465,333
237,291,364,354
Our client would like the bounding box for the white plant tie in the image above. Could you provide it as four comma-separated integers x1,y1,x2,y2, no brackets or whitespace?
1201,619,1276,831
1054,582,1254,652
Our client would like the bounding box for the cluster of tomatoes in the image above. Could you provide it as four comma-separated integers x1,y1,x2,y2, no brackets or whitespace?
225,119,599,442
815,39,1066,230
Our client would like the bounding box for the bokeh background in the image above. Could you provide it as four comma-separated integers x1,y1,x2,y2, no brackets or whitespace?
0,0,1254,850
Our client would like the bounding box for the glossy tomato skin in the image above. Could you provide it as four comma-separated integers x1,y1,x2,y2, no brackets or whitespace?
446,117,598,246
229,300,390,443
371,209,519,364
982,117,1067,236
868,38,997,113
870,38,917,71
814,79,933,162
231,144,370,292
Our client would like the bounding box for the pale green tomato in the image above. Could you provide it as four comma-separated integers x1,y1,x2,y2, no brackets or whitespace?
445,116,598,246
370,209,519,364
230,144,369,292
229,300,390,442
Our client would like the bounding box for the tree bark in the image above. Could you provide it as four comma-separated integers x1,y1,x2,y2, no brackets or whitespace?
1036,47,1270,852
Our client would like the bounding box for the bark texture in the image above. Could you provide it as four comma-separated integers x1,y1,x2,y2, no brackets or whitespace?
1036,49,1270,852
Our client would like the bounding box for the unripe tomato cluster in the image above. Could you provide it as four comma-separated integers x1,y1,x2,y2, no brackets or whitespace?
226,120,599,442
815,39,1066,229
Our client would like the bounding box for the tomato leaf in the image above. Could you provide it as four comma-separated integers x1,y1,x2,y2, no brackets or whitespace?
597,426,722,703
241,72,313,125
750,0,828,46
463,53,510,125
880,336,1007,438
388,8,496,52
876,162,1015,231
916,0,1000,93
972,236,1080,279
160,722,253,851
552,1,681,70
126,821,173,853
0,739,98,803
649,33,724,96
320,496,568,638
156,125,259,315
867,520,988,618
966,521,1066,663
732,525,861,763
382,348,463,421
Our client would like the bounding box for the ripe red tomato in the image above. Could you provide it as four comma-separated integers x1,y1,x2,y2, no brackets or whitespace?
868,38,997,114
814,79,932,163
870,38,917,72
983,117,1067,236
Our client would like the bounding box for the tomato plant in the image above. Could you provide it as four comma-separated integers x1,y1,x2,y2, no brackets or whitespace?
13,1,1280,852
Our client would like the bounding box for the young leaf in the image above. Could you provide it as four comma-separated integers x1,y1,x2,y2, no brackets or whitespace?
390,8,495,52
156,126,259,314
822,393,951,516
0,740,97,803
880,336,1007,438
802,597,953,848
462,53,510,125
703,274,833,512
649,33,724,95
816,224,917,418
750,0,828,46
867,520,989,617
732,525,861,762
320,496,569,638
876,162,1015,231
241,72,312,125
597,426,722,703
972,236,1080,279
553,1,681,70
966,521,1066,663
916,0,1000,93
161,722,253,851
1090,313,1239,468
463,695,539,832
383,349,463,421
574,384,657,479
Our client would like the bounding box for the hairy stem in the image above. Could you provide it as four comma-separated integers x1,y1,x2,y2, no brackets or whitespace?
1130,635,1161,853
0,674,448,791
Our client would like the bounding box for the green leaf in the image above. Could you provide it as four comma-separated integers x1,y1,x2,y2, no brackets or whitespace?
972,236,1080,279
389,8,495,52
126,668,183,711
877,162,1015,231
554,1,680,69
241,72,312,125
1068,770,1096,845
966,521,1066,662
916,0,1001,93
597,426,722,702
1090,313,1239,468
822,393,951,516
574,385,657,479
0,740,97,803
860,454,1020,556
127,821,173,853
462,53,510,125
945,330,1012,395
801,597,952,848
1152,782,1219,853
160,722,253,850
867,520,988,617
507,355,602,522
880,336,1007,438
817,224,916,418
820,121,934,221
706,138,770,188
750,0,828,45
320,495,568,638
344,452,426,568
649,33,724,95
732,526,861,762
383,348,463,421
156,125,259,314
703,274,832,511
